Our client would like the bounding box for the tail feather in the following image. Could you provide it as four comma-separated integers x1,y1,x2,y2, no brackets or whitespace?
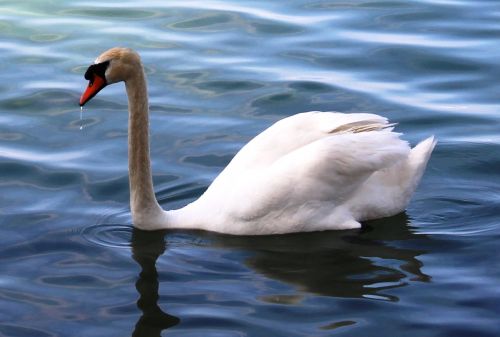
348,136,436,221
409,136,437,169
404,135,436,194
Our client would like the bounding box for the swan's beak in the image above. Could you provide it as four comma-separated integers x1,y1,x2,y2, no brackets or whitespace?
79,74,107,106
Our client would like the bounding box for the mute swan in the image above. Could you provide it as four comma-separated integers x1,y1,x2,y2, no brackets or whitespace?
80,47,436,235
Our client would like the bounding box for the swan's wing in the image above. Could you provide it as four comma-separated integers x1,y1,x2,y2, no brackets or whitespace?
188,116,411,234
264,129,409,202
222,129,410,230
225,111,393,172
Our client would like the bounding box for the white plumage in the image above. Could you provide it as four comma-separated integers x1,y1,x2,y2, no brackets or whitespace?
170,111,436,234
80,48,436,235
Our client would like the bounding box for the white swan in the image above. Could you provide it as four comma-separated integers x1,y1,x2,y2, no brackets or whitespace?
80,47,436,235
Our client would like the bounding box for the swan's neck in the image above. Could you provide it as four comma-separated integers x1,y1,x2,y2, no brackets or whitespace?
125,70,165,228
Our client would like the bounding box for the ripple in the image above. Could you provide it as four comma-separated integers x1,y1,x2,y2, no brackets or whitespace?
86,175,129,203
193,80,264,95
39,275,111,288
29,33,67,42
82,223,211,250
320,320,357,331
182,153,233,167
157,181,208,205
288,81,332,92
0,132,23,141
82,224,133,249
0,324,56,337
60,8,160,19
249,21,303,35
0,21,13,33
171,13,233,29
338,30,488,49
259,294,303,305
0,146,87,167
253,92,295,105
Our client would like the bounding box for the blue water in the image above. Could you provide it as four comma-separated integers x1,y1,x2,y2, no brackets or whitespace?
1,1,499,336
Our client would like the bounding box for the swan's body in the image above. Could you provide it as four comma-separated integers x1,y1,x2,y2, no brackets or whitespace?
80,48,436,235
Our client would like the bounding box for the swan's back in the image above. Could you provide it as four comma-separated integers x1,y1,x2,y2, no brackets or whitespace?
172,112,436,235
224,111,393,171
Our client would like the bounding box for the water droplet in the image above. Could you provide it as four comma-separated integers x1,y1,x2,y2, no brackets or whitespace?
80,106,83,130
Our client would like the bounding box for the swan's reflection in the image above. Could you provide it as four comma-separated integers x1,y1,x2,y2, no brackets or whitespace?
207,213,430,300
130,229,179,337
129,213,430,334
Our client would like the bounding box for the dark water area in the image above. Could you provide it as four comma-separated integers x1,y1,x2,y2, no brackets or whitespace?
1,1,499,336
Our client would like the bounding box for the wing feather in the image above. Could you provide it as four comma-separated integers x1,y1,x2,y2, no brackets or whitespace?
221,128,410,223
224,111,391,172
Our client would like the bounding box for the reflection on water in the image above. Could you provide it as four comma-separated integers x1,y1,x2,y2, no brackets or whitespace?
210,213,430,301
128,212,430,334
131,229,180,337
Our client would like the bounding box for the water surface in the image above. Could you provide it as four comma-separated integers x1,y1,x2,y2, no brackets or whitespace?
1,1,499,336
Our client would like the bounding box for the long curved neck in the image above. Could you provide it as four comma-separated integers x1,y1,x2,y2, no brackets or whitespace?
125,68,163,227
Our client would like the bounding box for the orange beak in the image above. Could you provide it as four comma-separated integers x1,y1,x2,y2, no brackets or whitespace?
79,74,107,106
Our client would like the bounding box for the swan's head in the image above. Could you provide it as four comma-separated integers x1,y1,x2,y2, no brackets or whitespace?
79,47,142,106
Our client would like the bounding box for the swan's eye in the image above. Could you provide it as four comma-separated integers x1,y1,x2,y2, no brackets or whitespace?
84,60,110,82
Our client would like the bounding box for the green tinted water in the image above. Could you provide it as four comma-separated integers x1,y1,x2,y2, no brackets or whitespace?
1,1,499,336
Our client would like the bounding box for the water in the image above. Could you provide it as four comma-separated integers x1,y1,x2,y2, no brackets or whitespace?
1,0,499,336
